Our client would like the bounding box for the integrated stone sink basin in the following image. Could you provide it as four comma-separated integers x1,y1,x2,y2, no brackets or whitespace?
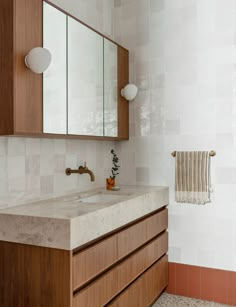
79,193,126,204
63,190,131,204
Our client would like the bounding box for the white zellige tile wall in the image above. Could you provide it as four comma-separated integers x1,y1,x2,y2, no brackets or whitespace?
0,137,114,209
0,0,116,209
114,0,236,271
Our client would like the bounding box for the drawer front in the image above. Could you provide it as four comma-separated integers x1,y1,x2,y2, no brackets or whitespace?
73,233,168,307
146,208,168,241
107,255,168,307
117,232,168,290
72,235,117,290
117,218,146,259
117,208,168,259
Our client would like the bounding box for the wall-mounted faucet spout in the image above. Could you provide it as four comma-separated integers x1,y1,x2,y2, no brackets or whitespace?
65,162,95,182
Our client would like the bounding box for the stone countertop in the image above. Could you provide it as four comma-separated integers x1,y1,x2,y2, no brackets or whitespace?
0,185,169,250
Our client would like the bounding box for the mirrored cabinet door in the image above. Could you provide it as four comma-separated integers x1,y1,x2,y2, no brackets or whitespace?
0,0,129,139
104,39,118,137
43,2,67,134
42,1,128,139
67,17,104,136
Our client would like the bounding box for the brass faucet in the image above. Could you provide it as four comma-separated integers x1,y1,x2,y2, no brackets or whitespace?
65,162,95,182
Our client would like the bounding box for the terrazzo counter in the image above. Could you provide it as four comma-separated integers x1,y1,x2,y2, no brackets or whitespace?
0,185,169,250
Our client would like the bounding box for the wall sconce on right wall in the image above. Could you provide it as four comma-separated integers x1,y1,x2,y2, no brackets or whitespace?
121,84,138,101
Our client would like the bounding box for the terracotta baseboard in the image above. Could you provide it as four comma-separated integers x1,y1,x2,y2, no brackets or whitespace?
165,262,236,306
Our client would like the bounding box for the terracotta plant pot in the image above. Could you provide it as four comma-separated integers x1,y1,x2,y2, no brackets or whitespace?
106,178,115,190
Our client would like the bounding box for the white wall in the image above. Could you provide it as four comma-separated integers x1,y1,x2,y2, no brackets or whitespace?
114,0,236,271
0,0,116,209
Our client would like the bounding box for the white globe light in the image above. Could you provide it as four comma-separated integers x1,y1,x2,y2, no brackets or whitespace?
25,47,52,74
121,84,138,101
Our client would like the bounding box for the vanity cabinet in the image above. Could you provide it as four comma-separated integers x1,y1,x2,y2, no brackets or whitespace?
108,256,168,307
0,207,168,307
0,0,129,140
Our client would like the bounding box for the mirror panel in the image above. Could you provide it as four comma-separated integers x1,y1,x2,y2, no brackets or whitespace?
42,2,126,138
43,2,67,134
104,39,118,137
67,17,104,136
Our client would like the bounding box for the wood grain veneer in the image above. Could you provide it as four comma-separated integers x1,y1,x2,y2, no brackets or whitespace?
0,0,14,135
72,235,118,290
117,218,147,259
117,232,168,291
14,132,126,141
118,209,168,259
73,266,117,307
72,208,168,291
14,0,43,134
107,255,168,307
0,0,42,136
0,241,72,307
146,208,168,241
73,234,168,307
117,47,129,139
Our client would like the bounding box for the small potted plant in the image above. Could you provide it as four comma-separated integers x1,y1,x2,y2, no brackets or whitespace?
106,149,120,190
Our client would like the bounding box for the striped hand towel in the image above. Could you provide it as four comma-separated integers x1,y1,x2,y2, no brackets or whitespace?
175,151,211,204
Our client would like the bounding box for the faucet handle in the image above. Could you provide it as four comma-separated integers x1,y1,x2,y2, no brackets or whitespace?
79,162,88,170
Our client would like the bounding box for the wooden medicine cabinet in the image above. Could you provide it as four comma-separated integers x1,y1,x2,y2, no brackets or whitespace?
0,0,129,140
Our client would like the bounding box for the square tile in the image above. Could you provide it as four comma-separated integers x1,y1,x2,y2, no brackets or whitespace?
213,269,229,305
166,262,176,294
187,265,201,299
175,263,188,296
229,271,236,306
200,267,215,301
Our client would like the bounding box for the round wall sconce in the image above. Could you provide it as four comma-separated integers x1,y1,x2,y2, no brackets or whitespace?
121,84,138,101
25,47,52,74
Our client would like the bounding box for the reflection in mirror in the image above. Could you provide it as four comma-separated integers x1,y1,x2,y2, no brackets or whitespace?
43,2,67,134
67,17,103,136
104,39,118,137
43,2,121,138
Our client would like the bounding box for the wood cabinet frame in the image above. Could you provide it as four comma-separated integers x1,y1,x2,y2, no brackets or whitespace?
0,207,168,307
0,0,129,140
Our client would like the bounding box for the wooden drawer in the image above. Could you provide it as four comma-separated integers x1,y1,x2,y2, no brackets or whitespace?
72,208,168,291
72,235,117,290
117,232,168,290
117,218,146,259
146,208,168,241
118,208,168,259
107,255,168,307
73,232,168,307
